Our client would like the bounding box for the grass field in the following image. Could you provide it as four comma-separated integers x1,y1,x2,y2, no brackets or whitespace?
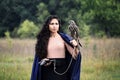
0,38,120,80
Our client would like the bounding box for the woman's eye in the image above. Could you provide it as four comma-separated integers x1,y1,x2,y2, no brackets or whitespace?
50,23,54,25
55,23,59,25
50,23,59,25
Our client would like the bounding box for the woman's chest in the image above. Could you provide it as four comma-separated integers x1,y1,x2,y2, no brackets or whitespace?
48,37,65,50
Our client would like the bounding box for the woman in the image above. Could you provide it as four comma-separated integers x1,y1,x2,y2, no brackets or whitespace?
31,15,81,80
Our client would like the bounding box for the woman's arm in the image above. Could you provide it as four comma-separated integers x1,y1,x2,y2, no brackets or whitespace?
64,39,79,59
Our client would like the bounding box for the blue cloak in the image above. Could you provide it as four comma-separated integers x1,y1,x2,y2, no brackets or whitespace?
30,33,81,80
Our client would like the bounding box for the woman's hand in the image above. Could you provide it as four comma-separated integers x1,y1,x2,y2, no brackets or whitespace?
40,58,52,66
70,39,79,59
70,39,78,47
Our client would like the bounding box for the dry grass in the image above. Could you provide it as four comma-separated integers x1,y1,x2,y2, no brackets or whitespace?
81,38,120,60
0,38,36,55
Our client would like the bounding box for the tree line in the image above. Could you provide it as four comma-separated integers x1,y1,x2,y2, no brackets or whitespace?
0,0,120,38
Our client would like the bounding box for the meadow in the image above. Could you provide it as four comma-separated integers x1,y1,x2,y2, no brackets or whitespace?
0,38,120,80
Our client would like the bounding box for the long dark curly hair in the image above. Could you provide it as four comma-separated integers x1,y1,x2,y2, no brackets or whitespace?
35,15,61,59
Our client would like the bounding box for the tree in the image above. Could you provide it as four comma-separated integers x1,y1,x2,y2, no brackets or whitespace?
83,0,120,37
17,20,39,38
0,0,40,37
36,2,50,27
0,0,120,38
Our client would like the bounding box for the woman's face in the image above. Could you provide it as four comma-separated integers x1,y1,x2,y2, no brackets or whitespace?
49,18,59,33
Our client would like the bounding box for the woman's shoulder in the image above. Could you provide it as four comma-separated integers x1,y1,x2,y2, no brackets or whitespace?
59,33,73,42
59,32,73,40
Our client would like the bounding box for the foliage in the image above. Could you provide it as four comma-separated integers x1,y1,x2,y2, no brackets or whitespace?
0,0,120,38
36,2,50,27
81,24,90,47
17,20,39,38
4,30,11,39
4,30,12,48
0,0,40,37
90,0,120,37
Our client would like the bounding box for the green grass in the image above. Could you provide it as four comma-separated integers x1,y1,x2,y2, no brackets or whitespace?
0,38,120,80
81,58,120,80
0,54,33,80
0,54,119,80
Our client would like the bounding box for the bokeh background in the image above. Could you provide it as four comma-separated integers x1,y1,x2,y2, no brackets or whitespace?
0,0,120,80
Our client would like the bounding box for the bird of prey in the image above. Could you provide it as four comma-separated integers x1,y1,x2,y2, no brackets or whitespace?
68,20,82,51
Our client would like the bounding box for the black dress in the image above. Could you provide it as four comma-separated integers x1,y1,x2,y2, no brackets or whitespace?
41,58,70,80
